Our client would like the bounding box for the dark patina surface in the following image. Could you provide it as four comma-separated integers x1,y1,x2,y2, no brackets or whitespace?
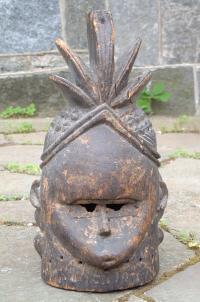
30,10,168,292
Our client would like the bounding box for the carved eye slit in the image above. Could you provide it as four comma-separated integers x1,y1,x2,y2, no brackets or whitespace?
79,203,125,212
80,203,96,212
106,204,124,211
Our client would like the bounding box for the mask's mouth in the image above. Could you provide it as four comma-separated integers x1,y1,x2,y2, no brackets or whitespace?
99,257,118,270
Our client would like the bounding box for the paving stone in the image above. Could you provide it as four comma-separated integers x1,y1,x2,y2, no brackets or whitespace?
160,158,200,197
0,224,194,302
159,232,194,276
108,0,159,65
0,226,135,302
0,118,52,133
6,132,46,145
0,145,42,165
0,0,61,53
161,0,200,64
0,171,36,196
163,191,200,242
145,262,200,302
0,133,7,146
0,200,34,224
157,133,200,156
160,159,200,241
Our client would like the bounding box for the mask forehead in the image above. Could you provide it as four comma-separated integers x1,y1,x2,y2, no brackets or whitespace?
41,123,159,205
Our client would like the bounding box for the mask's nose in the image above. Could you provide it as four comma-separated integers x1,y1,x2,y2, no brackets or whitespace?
96,205,111,237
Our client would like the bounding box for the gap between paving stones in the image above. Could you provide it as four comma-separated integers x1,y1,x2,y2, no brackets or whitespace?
1,219,197,302
0,225,195,302
116,218,200,301
117,253,200,302
0,121,199,301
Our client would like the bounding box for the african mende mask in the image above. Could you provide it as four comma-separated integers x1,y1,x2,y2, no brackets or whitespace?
30,10,168,292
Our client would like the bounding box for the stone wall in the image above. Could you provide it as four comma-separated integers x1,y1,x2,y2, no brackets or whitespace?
0,0,200,115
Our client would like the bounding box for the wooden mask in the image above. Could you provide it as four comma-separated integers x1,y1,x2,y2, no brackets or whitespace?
30,10,167,292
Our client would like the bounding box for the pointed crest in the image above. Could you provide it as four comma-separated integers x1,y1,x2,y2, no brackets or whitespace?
51,10,150,109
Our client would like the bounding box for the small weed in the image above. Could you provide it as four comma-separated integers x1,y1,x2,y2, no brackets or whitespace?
168,149,200,160
0,103,36,118
4,163,40,175
0,194,28,201
174,231,200,249
1,221,26,226
15,122,35,133
137,82,171,113
159,219,169,232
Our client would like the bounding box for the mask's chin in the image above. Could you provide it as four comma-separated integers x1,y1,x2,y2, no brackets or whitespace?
51,200,153,269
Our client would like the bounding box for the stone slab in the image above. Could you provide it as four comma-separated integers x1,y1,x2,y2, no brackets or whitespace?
160,159,200,241
151,66,196,115
161,0,200,64
0,54,31,73
108,0,159,65
6,132,46,145
157,133,200,156
145,262,200,302
0,52,88,73
0,225,194,302
0,171,36,197
0,64,197,117
0,0,61,53
160,158,200,198
0,69,68,116
159,232,194,276
0,226,137,302
60,0,106,49
0,200,34,224
0,134,7,146
0,145,42,165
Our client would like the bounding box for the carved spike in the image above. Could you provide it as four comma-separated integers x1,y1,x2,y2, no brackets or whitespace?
109,38,142,101
111,71,152,108
55,38,98,102
50,75,95,107
87,11,115,101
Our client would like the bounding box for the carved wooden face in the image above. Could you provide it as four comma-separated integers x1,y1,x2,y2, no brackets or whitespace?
40,124,159,269
30,9,168,291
